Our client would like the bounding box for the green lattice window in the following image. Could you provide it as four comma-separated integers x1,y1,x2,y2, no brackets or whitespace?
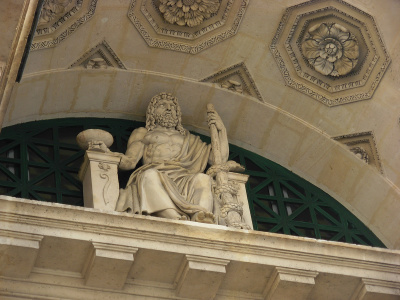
0,118,385,247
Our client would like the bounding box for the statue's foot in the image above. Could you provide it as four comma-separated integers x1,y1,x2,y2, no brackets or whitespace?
193,211,215,224
179,215,189,221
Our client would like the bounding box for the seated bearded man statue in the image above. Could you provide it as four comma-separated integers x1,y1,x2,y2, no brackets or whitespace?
113,92,229,224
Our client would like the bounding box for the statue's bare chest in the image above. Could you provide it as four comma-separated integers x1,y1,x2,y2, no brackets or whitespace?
142,130,185,162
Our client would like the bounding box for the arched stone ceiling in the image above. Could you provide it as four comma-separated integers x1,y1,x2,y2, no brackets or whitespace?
4,0,400,248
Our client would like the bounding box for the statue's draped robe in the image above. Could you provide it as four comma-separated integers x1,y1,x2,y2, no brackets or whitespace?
116,133,212,217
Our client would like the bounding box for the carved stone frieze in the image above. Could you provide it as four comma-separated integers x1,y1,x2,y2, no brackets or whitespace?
333,131,383,174
128,0,249,54
270,0,390,106
69,40,126,70
201,62,264,102
31,0,98,51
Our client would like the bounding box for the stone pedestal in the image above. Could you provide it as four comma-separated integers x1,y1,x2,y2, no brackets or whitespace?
79,150,121,211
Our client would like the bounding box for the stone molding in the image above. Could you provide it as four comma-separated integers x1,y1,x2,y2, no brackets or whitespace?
31,0,98,51
127,0,249,54
0,196,399,299
201,62,264,102
270,0,391,106
69,40,127,70
1,196,399,274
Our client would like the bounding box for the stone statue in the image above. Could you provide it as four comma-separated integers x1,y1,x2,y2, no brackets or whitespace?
80,92,252,229
112,92,229,224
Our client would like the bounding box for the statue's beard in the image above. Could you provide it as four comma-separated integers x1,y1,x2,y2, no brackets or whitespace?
155,113,179,128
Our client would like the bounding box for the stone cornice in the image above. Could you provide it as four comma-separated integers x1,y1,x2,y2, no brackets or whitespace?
1,196,399,278
1,196,400,299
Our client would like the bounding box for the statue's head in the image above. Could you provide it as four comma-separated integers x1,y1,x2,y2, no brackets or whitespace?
146,92,186,135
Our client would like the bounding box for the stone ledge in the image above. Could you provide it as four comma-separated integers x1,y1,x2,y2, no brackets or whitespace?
1,195,400,299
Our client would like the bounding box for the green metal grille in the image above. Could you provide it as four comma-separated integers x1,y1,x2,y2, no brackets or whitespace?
0,118,385,247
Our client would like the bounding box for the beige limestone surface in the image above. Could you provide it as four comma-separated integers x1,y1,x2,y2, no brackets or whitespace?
0,0,41,128
2,0,400,250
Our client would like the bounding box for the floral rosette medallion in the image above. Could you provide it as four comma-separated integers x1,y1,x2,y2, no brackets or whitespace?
159,0,221,27
302,23,359,77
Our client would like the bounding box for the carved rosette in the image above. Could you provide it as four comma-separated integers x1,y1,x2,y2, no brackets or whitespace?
159,0,220,27
270,0,391,106
128,0,248,54
302,23,359,77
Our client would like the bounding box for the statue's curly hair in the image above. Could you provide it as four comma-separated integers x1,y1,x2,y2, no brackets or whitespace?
146,92,186,135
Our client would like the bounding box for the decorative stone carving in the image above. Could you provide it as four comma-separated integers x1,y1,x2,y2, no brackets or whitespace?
270,0,391,106
220,80,243,93
31,0,98,51
159,0,220,28
38,0,74,25
350,146,369,164
201,62,264,102
302,23,359,77
86,58,107,69
78,93,252,229
69,40,126,70
333,131,383,174
128,0,249,54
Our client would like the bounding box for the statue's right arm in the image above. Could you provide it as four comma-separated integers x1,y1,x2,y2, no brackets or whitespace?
118,127,147,170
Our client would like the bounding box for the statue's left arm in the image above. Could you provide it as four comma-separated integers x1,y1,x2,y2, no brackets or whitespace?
207,108,229,165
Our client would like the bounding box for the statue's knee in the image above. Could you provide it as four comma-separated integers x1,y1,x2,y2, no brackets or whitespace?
142,168,159,181
194,173,212,189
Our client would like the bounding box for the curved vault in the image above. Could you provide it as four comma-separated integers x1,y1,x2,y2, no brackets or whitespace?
5,69,400,248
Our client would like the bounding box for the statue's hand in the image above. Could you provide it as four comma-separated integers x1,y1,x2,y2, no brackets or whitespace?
89,140,111,153
207,110,225,131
